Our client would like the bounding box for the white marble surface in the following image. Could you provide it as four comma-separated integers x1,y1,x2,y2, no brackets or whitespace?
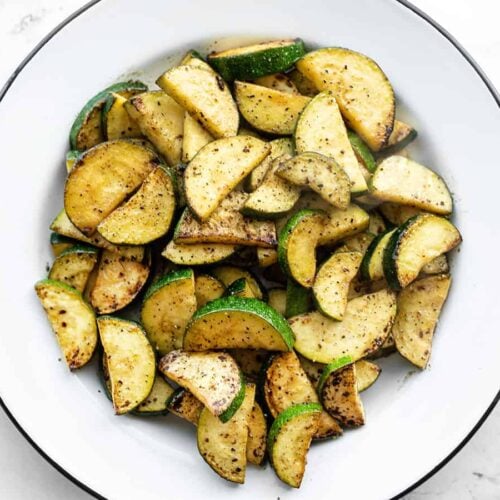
0,0,499,498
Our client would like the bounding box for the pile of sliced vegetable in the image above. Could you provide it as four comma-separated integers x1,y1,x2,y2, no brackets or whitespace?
35,38,461,487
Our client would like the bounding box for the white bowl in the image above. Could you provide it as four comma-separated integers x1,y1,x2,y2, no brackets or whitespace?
0,0,499,498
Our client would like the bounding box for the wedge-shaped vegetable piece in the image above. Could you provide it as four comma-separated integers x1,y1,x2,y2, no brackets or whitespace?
97,166,175,244
288,69,318,96
277,152,351,209
368,211,387,235
383,214,461,289
264,352,342,440
102,93,142,141
208,39,305,81
160,350,245,421
141,269,196,355
285,280,311,318
421,254,449,275
340,232,375,256
313,251,363,320
355,360,381,392
278,209,325,287
184,136,270,220
393,274,451,368
194,274,225,307
197,383,255,483
134,374,175,416
379,202,425,226
348,130,377,173
48,245,99,293
181,112,213,162
257,247,278,268
247,138,294,192
226,278,256,298
166,388,203,425
235,81,311,135
156,65,239,138
290,289,397,363
90,248,149,314
268,288,286,316
268,403,321,488
247,402,267,465
360,229,396,281
125,91,184,166
319,363,365,427
50,232,75,257
35,279,97,369
296,48,395,151
243,155,300,219
228,349,268,381
97,317,155,414
295,91,368,193
184,296,294,351
254,73,299,94
371,156,453,215
163,240,236,266
65,150,79,173
69,80,147,150
65,140,157,235
179,49,210,69
381,120,417,155
212,266,264,300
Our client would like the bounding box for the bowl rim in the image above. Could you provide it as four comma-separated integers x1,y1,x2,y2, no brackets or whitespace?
0,0,498,498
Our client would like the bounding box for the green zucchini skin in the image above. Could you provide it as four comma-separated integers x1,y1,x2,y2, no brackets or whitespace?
347,130,377,173
218,372,246,423
285,280,311,318
208,39,306,81
143,268,194,302
360,232,386,281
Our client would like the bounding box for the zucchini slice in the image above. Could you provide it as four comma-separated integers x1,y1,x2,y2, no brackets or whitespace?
285,280,311,318
64,139,158,235
184,136,270,220
277,152,351,209
208,39,306,81
319,363,365,427
381,120,417,155
340,232,376,255
347,276,387,300
348,130,377,173
267,288,287,316
246,402,267,465
166,388,203,425
298,355,324,389
264,352,342,440
179,49,209,69
242,155,301,219
159,350,245,420
296,48,395,151
421,254,449,275
65,150,80,173
290,289,397,363
370,156,453,215
288,69,318,97
278,209,326,287
194,274,225,307
89,248,150,314
125,91,184,166
383,214,461,289
156,65,239,138
162,240,236,266
35,279,97,370
197,383,255,483
235,81,311,135
268,402,322,488
256,247,278,268
368,211,387,235
97,316,156,415
102,93,142,141
183,296,294,351
378,202,425,226
50,232,75,257
355,360,381,392
247,138,294,192
181,112,213,163
69,80,147,151
48,245,99,293
226,278,256,299
294,91,368,194
360,229,396,281
211,266,264,300
228,349,268,381
134,373,175,416
393,274,451,368
313,251,363,320
174,192,277,247
254,73,299,94
141,269,197,355
97,166,176,245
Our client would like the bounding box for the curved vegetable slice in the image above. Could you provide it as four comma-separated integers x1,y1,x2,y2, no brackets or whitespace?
378,202,425,226
393,274,451,368
162,240,236,266
156,65,239,138
97,316,156,415
348,130,377,173
208,39,306,81
194,274,225,307
134,374,175,416
102,93,142,141
228,349,268,381
166,388,204,425
268,403,322,488
296,48,395,151
184,136,270,220
141,269,196,355
290,289,397,363
235,81,311,135
197,383,255,483
355,360,381,392
159,350,245,420
421,254,449,275
267,288,286,316
368,211,387,235
125,91,184,166
294,91,367,193
257,247,278,268
64,140,158,235
246,402,267,465
183,296,294,351
212,266,264,300
360,229,396,281
182,112,213,162
65,150,80,173
254,73,299,94
285,280,311,318
226,278,256,299
50,232,75,257
288,69,318,96
381,120,417,155
35,279,97,370
370,156,453,215
383,214,461,289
